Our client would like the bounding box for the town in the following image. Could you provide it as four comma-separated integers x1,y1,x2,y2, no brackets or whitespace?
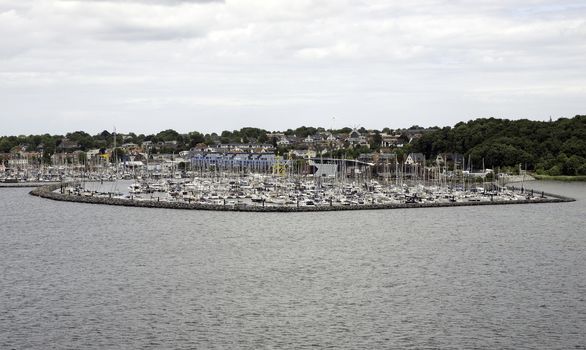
4,116,585,184
1,125,491,184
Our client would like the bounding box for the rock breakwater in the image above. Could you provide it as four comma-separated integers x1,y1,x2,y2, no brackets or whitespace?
29,183,575,212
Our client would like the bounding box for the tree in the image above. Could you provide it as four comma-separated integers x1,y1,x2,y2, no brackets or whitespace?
187,131,204,147
66,131,94,150
411,115,586,174
0,139,11,153
370,132,382,150
155,129,180,142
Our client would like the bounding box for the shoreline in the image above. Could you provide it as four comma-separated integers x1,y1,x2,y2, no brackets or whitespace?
532,174,586,182
29,183,576,213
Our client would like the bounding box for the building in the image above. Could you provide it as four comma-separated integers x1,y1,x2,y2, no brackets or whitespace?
380,133,402,148
290,149,317,159
57,138,79,151
120,143,139,152
405,153,425,165
51,152,84,165
346,129,370,148
190,151,278,172
213,143,275,153
276,137,292,146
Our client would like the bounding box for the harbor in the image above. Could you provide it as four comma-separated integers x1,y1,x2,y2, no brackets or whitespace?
5,153,573,211
29,173,574,212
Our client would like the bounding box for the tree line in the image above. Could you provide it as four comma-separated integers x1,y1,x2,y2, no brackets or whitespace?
412,115,586,176
2,116,585,175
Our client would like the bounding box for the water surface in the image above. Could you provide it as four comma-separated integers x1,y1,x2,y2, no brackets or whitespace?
1,181,585,349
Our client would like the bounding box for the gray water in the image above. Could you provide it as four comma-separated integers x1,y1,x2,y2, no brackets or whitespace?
1,181,585,349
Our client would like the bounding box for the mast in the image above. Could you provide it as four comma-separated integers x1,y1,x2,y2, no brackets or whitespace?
113,126,118,179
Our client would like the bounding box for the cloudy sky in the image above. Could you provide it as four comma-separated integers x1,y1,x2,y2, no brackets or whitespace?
1,0,585,135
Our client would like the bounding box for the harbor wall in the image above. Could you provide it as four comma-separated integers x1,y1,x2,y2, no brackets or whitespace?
0,181,60,188
29,183,576,213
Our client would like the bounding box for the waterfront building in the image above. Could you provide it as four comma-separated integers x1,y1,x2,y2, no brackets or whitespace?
213,143,275,153
190,151,278,172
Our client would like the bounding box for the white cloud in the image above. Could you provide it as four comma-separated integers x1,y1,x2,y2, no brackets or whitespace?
0,0,585,135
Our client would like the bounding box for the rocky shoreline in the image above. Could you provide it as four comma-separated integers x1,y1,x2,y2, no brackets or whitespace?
29,183,576,212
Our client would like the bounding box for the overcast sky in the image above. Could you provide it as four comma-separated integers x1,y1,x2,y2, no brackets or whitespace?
1,0,585,136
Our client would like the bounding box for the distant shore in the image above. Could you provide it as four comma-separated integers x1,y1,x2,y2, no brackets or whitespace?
532,175,586,182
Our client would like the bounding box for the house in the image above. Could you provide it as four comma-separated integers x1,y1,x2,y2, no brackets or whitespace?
162,140,178,149
346,128,370,148
120,143,139,152
9,145,28,158
325,132,337,142
86,149,101,160
358,153,375,164
405,153,425,165
51,152,83,165
377,152,397,163
276,136,292,146
57,138,79,151
290,149,317,159
122,155,145,169
380,133,402,148
346,129,361,143
192,143,210,152
304,132,326,145
6,146,38,168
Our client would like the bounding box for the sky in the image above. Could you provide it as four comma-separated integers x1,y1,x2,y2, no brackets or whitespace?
0,0,585,136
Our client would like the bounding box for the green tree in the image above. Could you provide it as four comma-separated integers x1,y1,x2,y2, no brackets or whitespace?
155,129,180,142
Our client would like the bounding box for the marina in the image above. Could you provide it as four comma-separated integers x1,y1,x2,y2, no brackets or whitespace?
4,155,574,211
29,174,573,212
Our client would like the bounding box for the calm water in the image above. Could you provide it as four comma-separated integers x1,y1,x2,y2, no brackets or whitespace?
1,181,585,349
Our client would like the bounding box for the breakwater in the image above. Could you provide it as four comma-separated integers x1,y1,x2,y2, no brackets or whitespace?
29,183,575,212
0,181,60,188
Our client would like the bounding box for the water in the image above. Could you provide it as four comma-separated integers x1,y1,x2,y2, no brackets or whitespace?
1,181,585,349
